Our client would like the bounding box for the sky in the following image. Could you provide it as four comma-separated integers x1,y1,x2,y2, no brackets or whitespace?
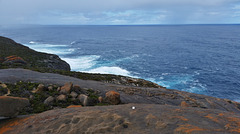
0,0,240,25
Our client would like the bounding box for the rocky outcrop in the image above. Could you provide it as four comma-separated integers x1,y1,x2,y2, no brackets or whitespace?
1,104,240,134
2,55,26,65
0,36,70,71
0,96,29,118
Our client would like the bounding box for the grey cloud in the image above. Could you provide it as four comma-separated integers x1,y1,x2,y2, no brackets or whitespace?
0,0,239,25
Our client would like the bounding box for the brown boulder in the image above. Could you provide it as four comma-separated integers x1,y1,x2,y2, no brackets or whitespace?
98,96,103,103
59,82,73,94
105,91,121,105
0,96,29,118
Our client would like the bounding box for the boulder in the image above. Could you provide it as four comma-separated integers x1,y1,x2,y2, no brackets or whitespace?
0,96,30,117
32,84,45,93
98,96,103,103
70,91,78,98
0,83,10,96
59,82,73,94
47,86,53,91
44,96,55,105
78,94,94,106
72,85,85,94
105,91,121,105
56,94,67,102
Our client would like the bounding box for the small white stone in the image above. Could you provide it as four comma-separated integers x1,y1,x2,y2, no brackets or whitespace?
132,106,135,110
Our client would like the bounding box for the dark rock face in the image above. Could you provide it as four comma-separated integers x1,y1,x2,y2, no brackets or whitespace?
0,96,29,118
0,36,70,71
1,104,240,134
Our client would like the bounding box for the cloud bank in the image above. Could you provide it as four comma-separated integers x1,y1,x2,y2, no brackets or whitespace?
0,0,239,25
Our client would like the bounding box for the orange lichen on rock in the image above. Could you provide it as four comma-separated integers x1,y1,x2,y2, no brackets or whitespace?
218,113,224,116
224,117,240,133
172,116,189,121
174,124,205,133
205,114,220,123
105,91,121,105
67,105,82,108
180,101,190,107
0,117,32,134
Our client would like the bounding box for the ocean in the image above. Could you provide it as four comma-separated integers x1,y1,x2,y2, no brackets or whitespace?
0,25,240,101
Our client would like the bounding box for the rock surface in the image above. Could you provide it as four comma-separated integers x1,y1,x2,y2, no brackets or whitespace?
0,96,29,118
1,104,240,134
0,68,240,114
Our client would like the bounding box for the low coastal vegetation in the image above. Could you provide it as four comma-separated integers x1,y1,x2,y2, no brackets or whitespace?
0,81,116,115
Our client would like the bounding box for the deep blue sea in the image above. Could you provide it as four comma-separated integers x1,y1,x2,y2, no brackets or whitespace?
1,25,240,101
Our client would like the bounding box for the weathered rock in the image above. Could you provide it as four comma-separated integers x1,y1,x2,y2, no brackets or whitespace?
70,91,78,98
2,55,26,65
59,82,73,94
1,104,240,134
105,91,121,105
56,94,67,102
47,86,53,91
0,83,10,96
98,96,103,103
44,96,55,105
72,85,85,94
31,84,45,93
77,94,94,106
180,101,190,107
0,96,29,118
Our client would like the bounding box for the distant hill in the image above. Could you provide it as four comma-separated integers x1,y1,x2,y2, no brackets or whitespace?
0,36,70,71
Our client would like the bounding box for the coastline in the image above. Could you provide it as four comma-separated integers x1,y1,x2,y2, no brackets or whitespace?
1,36,240,133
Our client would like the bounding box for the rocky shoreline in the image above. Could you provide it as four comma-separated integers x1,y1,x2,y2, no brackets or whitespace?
0,36,240,134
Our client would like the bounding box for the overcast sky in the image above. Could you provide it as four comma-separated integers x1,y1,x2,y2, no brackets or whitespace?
0,0,240,25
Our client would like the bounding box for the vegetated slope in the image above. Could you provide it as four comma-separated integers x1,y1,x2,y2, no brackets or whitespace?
0,36,70,71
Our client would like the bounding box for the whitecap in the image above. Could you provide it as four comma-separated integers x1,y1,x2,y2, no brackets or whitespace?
62,55,100,71
86,66,131,76
29,41,35,44
24,43,70,55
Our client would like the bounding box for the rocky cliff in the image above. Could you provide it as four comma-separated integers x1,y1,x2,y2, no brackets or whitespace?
0,36,70,71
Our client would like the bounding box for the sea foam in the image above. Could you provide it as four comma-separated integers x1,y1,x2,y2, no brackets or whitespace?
87,66,131,76
62,55,100,71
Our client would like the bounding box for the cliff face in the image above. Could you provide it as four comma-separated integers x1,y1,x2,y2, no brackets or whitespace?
0,36,70,71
